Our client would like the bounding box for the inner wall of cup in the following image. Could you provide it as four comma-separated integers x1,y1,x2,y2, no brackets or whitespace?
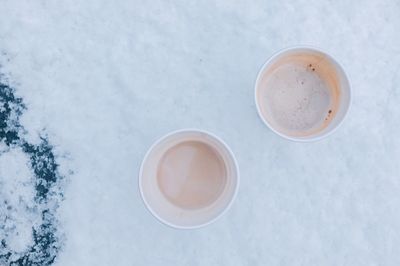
141,131,238,227
256,48,350,140
315,57,350,137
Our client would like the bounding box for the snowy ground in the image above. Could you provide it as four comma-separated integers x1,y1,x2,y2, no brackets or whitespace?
1,0,400,265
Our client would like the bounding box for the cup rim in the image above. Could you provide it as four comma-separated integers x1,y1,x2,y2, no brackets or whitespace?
254,45,352,142
138,128,240,229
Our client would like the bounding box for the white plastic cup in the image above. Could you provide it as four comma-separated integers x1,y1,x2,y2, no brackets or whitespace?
139,129,240,229
255,46,351,142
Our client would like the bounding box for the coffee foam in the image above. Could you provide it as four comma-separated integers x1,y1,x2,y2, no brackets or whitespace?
256,51,341,137
157,141,227,210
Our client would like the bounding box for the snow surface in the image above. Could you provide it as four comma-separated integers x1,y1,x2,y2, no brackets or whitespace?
1,0,400,265
0,146,36,254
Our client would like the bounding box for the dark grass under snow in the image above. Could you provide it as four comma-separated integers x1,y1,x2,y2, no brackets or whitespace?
0,80,64,266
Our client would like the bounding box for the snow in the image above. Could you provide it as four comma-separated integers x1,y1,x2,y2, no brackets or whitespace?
0,146,36,254
0,0,400,265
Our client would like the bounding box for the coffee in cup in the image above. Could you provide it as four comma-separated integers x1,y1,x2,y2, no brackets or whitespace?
255,47,351,141
139,129,239,229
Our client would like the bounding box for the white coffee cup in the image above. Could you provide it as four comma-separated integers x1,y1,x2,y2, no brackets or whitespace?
139,129,239,229
255,46,351,142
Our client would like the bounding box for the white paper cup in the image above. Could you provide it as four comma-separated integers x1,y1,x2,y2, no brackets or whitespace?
139,129,239,229
255,46,351,142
